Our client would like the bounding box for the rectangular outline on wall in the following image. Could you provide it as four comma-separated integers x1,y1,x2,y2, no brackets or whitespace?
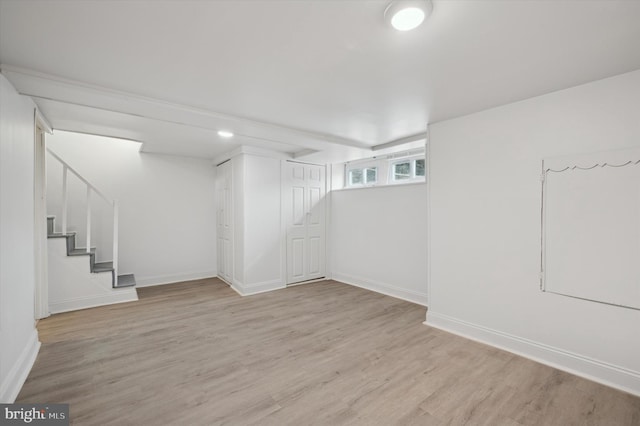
540,153,640,311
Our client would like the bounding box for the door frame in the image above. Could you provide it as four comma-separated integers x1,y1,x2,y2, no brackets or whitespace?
34,110,52,319
215,159,233,286
281,159,329,286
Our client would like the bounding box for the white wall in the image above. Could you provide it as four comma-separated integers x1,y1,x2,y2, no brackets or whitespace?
331,183,428,306
0,74,40,402
231,155,244,286
223,153,284,295
242,155,282,291
427,69,640,395
46,131,217,286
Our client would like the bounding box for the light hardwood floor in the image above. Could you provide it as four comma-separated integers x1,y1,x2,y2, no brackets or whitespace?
18,279,640,425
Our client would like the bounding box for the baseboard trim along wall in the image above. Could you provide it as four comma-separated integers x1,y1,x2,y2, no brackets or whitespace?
135,270,218,287
49,290,138,314
0,330,41,403
229,281,244,296
332,272,428,307
230,279,285,297
426,312,640,397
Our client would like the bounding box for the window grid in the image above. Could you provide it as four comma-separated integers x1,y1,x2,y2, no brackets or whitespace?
345,154,425,188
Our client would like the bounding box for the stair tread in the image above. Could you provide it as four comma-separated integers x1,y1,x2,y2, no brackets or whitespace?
47,216,135,289
69,248,96,256
48,232,76,238
115,274,136,288
92,261,114,272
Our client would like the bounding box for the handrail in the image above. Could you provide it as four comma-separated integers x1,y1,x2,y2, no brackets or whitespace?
46,148,111,203
46,147,119,286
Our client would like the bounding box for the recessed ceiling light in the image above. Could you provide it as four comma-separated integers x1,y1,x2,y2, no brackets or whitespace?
385,0,433,32
218,130,234,138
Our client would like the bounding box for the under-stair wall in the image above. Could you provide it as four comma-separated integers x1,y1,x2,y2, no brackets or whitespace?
47,216,137,313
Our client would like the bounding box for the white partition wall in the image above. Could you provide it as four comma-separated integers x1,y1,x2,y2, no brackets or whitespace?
330,183,427,306
427,69,640,396
243,155,283,291
0,74,40,402
217,152,292,295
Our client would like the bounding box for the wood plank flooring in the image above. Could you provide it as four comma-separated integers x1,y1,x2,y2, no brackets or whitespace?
17,279,640,425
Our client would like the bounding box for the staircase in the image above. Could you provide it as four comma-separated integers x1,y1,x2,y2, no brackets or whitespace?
46,147,138,314
47,216,136,288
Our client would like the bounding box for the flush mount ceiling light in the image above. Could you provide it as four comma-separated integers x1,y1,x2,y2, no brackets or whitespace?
217,130,234,138
384,0,433,31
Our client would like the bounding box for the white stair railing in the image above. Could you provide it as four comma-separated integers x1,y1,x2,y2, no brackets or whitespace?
47,148,119,286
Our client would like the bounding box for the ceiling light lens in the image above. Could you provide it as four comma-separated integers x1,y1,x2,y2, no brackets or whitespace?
391,7,425,31
218,130,234,138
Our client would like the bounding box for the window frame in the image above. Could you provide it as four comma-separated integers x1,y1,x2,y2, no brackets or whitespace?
341,149,426,190
389,155,426,184
345,163,379,188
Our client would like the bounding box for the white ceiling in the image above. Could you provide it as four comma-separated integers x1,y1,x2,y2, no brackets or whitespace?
2,0,640,162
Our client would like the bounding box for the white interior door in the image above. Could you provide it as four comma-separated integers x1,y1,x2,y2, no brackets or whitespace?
216,161,233,284
285,161,326,284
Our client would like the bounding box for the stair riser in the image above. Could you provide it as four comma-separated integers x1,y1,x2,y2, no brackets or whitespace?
66,235,76,253
48,213,136,290
115,273,136,288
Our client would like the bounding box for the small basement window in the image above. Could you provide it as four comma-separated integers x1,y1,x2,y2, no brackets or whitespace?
348,168,363,185
390,156,426,183
415,159,425,177
347,166,378,187
341,148,426,189
393,161,411,180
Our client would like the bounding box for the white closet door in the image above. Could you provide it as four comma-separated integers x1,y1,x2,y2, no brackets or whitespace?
216,161,233,284
285,162,326,284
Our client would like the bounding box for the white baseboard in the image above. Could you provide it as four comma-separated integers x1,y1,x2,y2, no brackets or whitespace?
332,272,428,306
231,279,285,296
135,270,217,287
426,312,640,397
229,281,244,296
217,275,232,286
49,289,138,314
287,277,328,287
0,330,41,403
